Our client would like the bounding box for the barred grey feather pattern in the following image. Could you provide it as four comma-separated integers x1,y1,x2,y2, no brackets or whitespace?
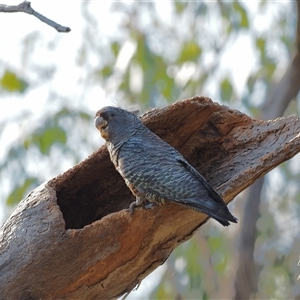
95,106,237,226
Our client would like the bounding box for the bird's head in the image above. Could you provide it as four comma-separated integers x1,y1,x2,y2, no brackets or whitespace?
95,106,140,145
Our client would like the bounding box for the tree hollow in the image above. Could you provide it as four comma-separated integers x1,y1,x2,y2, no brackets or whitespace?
1,97,300,300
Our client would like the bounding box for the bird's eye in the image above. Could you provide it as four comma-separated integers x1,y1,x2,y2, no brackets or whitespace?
111,113,115,117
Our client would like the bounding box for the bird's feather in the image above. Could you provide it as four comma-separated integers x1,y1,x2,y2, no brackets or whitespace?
117,130,237,225
95,106,238,226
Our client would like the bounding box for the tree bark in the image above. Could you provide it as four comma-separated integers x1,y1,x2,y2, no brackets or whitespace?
1,97,300,300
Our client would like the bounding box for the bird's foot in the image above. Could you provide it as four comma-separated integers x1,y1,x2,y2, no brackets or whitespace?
128,202,137,215
128,196,144,215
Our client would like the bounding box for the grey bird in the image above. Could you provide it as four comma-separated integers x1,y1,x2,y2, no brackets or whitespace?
95,106,237,226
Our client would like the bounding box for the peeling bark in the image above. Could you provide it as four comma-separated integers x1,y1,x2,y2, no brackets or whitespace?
1,97,300,300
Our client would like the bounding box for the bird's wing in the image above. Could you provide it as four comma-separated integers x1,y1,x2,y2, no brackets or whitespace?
119,131,237,225
119,133,218,207
174,155,225,204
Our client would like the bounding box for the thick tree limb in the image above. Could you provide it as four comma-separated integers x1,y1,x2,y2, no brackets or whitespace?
0,1,71,32
1,97,300,299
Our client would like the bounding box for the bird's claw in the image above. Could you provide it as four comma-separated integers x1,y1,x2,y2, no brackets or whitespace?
128,201,137,215
128,197,157,215
144,203,157,210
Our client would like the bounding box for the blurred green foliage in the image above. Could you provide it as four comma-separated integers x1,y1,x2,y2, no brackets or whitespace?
24,126,66,154
0,70,28,93
0,1,300,299
220,77,233,102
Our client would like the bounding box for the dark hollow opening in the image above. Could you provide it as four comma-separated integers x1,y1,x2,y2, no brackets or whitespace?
50,147,134,229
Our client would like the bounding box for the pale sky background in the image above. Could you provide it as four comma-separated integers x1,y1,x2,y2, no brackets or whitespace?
0,1,298,298
0,0,292,211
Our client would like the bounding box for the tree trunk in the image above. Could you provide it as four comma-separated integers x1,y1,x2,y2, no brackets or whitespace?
1,97,300,300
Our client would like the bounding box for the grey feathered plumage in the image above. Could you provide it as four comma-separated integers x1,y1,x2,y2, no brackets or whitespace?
95,106,237,226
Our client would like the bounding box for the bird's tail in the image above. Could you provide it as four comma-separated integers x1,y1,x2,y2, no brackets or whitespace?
195,205,237,226
177,198,238,226
205,191,238,226
208,208,238,226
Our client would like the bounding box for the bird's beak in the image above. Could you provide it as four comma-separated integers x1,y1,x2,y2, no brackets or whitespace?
94,116,108,131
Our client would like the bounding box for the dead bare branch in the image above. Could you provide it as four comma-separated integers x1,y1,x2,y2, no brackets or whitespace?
0,1,71,33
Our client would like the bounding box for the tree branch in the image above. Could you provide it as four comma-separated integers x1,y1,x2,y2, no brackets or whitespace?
263,52,300,119
1,97,300,299
234,178,264,299
296,0,300,52
233,3,300,297
0,1,71,33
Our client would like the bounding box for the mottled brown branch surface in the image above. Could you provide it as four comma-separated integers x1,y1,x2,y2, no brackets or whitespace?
1,97,300,300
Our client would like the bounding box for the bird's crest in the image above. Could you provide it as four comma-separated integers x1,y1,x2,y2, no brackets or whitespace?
111,100,141,117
